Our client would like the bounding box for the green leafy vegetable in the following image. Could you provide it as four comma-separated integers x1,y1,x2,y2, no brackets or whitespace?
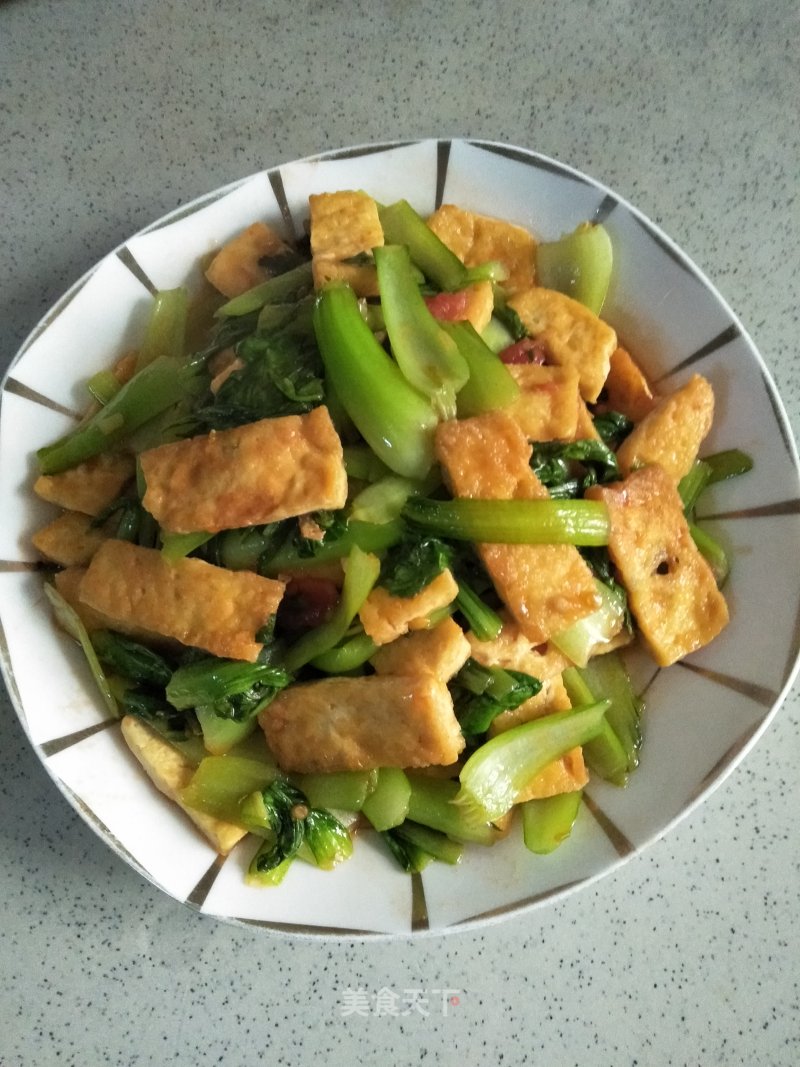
530,438,620,498
313,282,438,480
379,534,453,598
91,630,173,687
166,658,291,721
450,659,542,737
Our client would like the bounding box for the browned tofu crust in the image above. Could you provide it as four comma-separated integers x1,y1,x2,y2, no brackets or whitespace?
140,406,347,534
427,204,537,295
505,364,580,442
260,674,465,772
508,287,616,402
616,373,714,483
435,411,599,644
309,190,384,298
121,716,246,854
359,569,459,646
205,222,295,298
32,510,111,566
370,616,471,680
516,746,588,801
587,465,728,666
600,346,656,423
78,540,285,661
33,452,135,517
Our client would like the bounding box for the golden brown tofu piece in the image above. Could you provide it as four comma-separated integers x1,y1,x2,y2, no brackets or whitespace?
34,452,135,517
140,406,347,534
587,465,728,666
508,287,616,402
79,540,285,662
616,374,714,483
205,221,297,298
359,569,459,646
435,411,599,644
573,399,601,441
516,746,588,802
459,281,494,333
260,674,465,772
505,364,580,441
466,617,572,735
600,346,656,423
427,204,537,295
53,566,116,633
120,716,246,855
370,616,471,680
32,510,111,566
309,190,384,297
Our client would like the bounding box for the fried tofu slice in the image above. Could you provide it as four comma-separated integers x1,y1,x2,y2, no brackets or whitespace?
508,287,617,402
370,616,471,680
32,510,111,567
78,540,285,662
516,745,588,802
261,674,465,773
573,399,601,441
205,221,297,298
309,190,384,297
435,411,599,644
359,569,459,646
615,374,714,483
120,716,246,855
505,364,580,441
600,346,656,423
53,566,115,633
427,203,537,295
34,452,135,517
140,406,347,534
587,465,728,666
466,616,571,734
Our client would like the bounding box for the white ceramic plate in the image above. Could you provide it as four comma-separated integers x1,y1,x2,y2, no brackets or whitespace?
2,139,800,937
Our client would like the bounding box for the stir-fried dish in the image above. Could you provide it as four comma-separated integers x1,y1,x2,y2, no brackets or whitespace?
31,190,752,882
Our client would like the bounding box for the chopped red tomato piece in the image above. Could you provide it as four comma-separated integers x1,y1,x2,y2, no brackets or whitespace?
277,576,340,636
498,337,549,365
424,290,471,321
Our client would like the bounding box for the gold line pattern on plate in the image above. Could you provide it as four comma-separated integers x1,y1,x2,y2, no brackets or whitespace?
40,717,118,758
676,660,777,707
700,498,800,521
653,323,741,383
760,365,798,460
268,168,298,245
322,140,417,163
582,793,636,857
435,139,451,210
686,719,767,805
592,193,618,225
470,141,592,184
116,247,156,294
3,378,81,420
234,916,377,937
411,872,430,932
455,878,588,926
185,853,228,909
0,560,49,573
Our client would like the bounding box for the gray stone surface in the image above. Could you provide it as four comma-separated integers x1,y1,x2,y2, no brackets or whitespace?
2,1,799,1063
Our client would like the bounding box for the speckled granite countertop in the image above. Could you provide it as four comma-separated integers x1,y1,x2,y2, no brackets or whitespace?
2,2,799,1064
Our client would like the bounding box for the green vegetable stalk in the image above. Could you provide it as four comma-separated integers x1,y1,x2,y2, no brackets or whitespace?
441,321,520,417
373,244,469,419
378,199,469,291
536,223,613,315
456,700,610,822
313,283,438,479
37,355,193,475
403,497,610,546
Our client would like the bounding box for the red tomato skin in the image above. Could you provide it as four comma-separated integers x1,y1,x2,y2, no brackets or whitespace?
498,338,549,365
424,290,471,321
